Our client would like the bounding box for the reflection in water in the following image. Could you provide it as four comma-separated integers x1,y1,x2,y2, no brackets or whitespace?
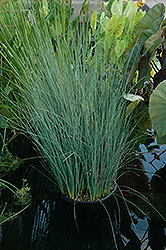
0,140,166,250
31,200,53,243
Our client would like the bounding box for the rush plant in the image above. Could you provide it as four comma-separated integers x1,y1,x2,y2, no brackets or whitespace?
0,0,139,201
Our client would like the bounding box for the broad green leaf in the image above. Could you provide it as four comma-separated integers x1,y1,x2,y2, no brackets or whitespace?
141,19,164,43
106,13,125,39
126,11,145,38
136,109,152,132
149,80,166,137
125,94,144,117
123,0,132,16
134,10,146,24
100,11,105,22
115,39,125,57
126,101,140,117
145,32,163,56
107,0,114,12
157,134,166,145
90,11,98,34
161,18,166,29
100,16,110,32
137,3,165,32
116,15,125,38
132,111,152,135
137,54,151,91
104,33,116,50
144,19,166,53
136,3,165,42
105,13,118,35
125,2,137,18
111,0,123,18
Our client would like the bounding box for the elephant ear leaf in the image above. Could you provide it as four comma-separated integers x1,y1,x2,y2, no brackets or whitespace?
106,13,118,35
144,28,163,55
116,15,125,38
156,134,166,145
90,11,98,34
115,40,125,56
111,0,123,18
106,14,125,38
137,53,152,91
144,18,166,55
149,80,166,138
136,3,165,42
125,2,138,18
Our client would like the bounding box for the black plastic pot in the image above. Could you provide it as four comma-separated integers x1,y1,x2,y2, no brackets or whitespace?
61,183,117,204
57,183,118,238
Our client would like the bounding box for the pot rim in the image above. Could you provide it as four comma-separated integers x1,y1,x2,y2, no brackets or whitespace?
61,183,117,204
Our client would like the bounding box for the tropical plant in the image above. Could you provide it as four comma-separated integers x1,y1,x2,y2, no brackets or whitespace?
88,2,166,143
148,28,166,144
108,2,166,144
0,0,140,201
90,0,146,69
134,2,166,91
91,1,166,89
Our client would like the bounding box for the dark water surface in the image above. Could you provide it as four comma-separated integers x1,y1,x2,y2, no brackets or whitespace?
0,135,166,250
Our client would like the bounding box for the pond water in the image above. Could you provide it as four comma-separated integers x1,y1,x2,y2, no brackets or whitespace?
0,135,166,250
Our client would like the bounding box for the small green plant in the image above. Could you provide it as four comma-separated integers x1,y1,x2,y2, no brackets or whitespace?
0,123,32,224
0,176,32,224
14,179,32,205
0,202,16,224
0,123,22,174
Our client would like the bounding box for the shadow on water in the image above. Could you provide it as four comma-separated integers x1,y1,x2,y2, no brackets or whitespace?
0,134,166,250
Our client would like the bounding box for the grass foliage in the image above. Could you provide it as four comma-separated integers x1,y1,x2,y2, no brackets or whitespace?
0,0,139,201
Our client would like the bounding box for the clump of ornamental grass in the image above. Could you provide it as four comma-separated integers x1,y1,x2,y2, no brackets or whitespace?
0,0,139,201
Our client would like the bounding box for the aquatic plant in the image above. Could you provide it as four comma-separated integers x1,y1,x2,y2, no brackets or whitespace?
0,0,141,201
